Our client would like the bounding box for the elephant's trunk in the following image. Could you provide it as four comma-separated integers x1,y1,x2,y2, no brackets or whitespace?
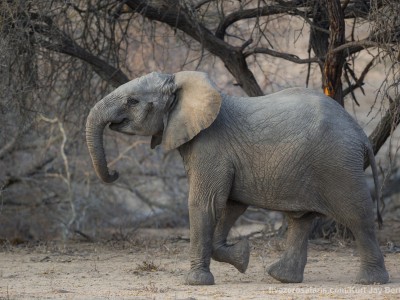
86,96,120,183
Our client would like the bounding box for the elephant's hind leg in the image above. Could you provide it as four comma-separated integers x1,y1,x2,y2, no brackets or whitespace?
268,212,314,283
330,196,389,284
212,200,249,273
353,225,389,284
322,171,389,285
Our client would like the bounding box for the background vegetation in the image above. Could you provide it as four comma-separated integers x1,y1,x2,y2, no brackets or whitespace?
1,0,399,242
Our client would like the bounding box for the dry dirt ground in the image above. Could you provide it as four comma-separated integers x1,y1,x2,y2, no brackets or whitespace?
0,225,399,300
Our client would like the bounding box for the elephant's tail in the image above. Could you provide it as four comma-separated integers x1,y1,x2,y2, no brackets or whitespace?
367,144,383,229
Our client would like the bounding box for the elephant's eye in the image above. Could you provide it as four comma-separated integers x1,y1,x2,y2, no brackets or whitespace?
127,97,140,106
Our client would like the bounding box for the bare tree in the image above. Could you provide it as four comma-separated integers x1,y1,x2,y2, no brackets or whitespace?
1,0,399,240
19,0,399,152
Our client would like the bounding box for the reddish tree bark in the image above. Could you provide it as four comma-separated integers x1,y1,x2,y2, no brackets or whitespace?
323,0,346,106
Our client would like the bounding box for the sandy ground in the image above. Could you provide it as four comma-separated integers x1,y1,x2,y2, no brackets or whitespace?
0,226,399,300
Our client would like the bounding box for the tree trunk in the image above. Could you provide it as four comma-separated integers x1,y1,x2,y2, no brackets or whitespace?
310,0,345,106
323,0,346,106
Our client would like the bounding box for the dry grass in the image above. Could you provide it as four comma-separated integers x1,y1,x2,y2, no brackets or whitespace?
135,260,164,272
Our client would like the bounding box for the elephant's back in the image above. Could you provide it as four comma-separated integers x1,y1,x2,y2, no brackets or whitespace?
225,88,366,142
219,88,369,174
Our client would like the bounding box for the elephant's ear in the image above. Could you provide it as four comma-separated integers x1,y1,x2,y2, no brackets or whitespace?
162,71,222,151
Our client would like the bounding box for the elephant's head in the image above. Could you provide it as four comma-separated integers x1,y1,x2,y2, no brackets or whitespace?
86,71,222,183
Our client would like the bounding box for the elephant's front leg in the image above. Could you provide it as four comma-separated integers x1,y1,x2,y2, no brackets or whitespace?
186,186,230,285
186,202,216,285
212,200,250,273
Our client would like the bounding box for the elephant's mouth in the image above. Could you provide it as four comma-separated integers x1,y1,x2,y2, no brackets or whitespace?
109,118,129,131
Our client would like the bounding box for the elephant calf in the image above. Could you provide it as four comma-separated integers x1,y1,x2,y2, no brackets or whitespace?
86,71,389,285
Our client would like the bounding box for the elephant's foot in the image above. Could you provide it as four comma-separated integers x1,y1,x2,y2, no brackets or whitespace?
267,259,304,283
212,239,250,273
356,265,389,285
185,269,215,285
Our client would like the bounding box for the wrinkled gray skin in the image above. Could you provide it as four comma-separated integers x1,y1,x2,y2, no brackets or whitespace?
86,71,389,286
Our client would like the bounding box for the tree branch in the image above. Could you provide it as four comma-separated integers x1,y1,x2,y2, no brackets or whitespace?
244,47,320,64
32,23,129,87
123,0,263,96
215,1,306,40
368,94,400,159
194,0,214,10
331,33,398,58
343,0,373,19
331,40,382,56
343,58,374,98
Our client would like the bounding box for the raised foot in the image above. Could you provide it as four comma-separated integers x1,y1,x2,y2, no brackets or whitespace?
267,260,304,283
185,269,215,285
213,239,250,273
356,266,389,285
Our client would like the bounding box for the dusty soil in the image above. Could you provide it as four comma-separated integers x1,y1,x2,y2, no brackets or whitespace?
0,225,399,300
